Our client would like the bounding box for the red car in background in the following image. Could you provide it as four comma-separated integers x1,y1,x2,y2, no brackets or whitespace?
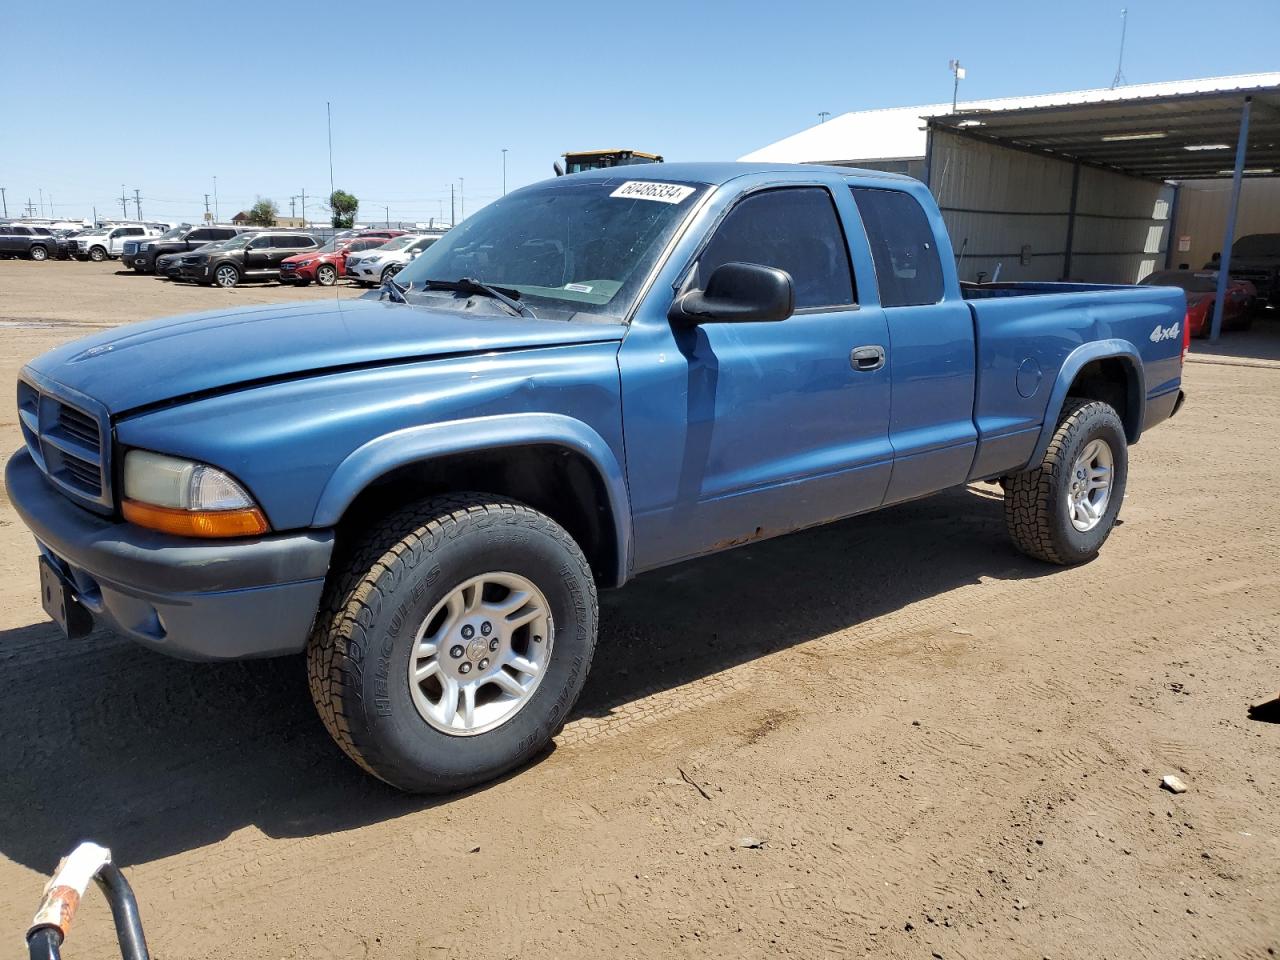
1139,270,1255,338
280,234,399,286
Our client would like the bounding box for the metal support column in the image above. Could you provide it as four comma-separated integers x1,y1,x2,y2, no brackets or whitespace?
1163,183,1181,270
1211,96,1252,342
1063,160,1081,281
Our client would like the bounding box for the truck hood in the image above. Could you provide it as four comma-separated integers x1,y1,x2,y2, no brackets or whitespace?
25,298,626,415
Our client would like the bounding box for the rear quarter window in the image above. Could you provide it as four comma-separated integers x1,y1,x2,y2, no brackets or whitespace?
850,187,944,308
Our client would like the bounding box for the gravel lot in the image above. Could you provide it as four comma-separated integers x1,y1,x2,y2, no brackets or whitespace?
0,260,1276,959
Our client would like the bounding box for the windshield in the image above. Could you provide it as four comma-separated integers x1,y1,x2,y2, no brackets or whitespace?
373,234,420,253
159,226,187,241
313,237,346,254
220,233,256,250
395,177,708,321
1232,234,1280,259
1140,271,1220,293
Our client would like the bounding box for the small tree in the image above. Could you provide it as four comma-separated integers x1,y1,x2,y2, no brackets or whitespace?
245,197,278,226
329,189,359,228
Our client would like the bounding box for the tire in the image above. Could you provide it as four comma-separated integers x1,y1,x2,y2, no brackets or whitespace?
1004,398,1128,565
380,264,400,284
316,264,338,286
29,245,49,261
307,495,598,793
213,263,240,288
88,246,107,262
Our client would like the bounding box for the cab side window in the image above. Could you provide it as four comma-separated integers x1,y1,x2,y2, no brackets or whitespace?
849,187,944,308
696,187,855,310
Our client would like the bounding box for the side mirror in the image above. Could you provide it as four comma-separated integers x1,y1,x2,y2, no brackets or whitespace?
669,262,794,324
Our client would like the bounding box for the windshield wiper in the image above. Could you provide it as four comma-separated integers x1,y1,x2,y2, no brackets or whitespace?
424,277,536,319
379,273,408,304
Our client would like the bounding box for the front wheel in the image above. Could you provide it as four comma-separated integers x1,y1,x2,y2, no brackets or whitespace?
88,246,107,262
307,496,598,793
380,265,400,284
213,263,240,288
316,264,338,286
1004,398,1128,565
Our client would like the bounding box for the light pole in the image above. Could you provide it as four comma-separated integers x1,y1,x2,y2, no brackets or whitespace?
949,59,966,113
502,148,508,196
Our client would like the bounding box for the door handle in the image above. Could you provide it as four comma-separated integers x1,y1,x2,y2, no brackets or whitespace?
850,345,886,372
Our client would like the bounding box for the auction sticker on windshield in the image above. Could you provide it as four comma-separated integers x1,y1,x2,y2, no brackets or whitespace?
610,181,697,204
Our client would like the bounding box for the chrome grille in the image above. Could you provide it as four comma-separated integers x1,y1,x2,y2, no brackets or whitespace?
17,376,113,512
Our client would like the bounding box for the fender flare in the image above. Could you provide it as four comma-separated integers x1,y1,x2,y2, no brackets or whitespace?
311,412,632,587
1028,338,1146,465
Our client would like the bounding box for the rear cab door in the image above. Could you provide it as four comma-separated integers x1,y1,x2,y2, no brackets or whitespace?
846,181,977,504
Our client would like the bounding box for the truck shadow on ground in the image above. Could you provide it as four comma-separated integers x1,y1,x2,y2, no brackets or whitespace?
0,483,1055,872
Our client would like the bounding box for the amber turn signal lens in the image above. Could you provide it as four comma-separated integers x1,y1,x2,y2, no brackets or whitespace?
122,499,270,538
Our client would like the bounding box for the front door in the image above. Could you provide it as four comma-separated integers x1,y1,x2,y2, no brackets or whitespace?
621,184,894,569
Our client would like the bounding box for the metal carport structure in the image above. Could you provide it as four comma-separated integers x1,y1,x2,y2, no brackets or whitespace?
923,77,1280,340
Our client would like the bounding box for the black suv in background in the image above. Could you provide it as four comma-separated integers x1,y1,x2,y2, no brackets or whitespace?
0,225,57,261
124,224,251,273
178,231,319,287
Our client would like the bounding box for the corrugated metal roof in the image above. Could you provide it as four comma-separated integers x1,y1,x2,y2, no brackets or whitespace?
740,73,1280,174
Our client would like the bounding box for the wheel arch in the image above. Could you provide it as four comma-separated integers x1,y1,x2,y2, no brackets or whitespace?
313,414,632,588
1029,340,1145,466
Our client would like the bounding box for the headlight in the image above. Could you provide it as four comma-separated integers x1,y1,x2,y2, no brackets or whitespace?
142,242,153,251
122,450,269,538
296,259,314,268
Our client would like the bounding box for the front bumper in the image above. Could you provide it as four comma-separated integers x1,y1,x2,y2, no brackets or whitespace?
6,449,334,660
178,262,210,281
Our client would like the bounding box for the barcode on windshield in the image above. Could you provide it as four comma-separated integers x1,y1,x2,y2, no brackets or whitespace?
609,181,696,204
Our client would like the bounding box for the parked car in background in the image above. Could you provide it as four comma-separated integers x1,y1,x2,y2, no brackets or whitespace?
55,229,88,260
280,235,391,286
1206,233,1280,307
0,224,57,260
124,224,251,273
75,224,162,262
1139,269,1254,337
345,233,443,286
178,231,319,287
155,234,255,281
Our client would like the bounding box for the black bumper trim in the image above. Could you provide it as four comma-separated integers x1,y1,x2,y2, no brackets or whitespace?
6,448,333,594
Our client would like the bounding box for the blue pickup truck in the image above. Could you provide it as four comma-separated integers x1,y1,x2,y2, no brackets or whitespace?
8,163,1187,791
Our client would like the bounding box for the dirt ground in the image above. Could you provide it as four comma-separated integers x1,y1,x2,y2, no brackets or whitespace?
0,260,1276,960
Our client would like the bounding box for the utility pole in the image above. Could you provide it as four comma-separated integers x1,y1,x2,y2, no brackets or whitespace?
289,196,297,221
948,59,965,113
120,185,129,219
818,111,830,123
133,188,142,221
48,194,53,218
326,101,335,200
450,184,455,227
1,187,8,218
203,194,211,221
502,148,508,196
300,187,306,227
39,188,44,217
1110,8,1128,89
26,198,35,217
213,176,219,222
384,206,390,228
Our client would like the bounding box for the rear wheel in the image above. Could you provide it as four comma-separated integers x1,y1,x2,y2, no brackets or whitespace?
307,495,598,793
316,264,338,286
29,245,49,261
213,263,240,288
1004,398,1127,565
88,246,107,262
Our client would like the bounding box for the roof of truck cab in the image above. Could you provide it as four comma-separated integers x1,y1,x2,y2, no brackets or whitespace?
558,161,917,186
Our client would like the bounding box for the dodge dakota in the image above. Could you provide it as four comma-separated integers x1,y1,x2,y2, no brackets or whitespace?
7,163,1187,792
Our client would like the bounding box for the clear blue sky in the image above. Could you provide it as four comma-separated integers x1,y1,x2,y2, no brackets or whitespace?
4,0,1277,225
